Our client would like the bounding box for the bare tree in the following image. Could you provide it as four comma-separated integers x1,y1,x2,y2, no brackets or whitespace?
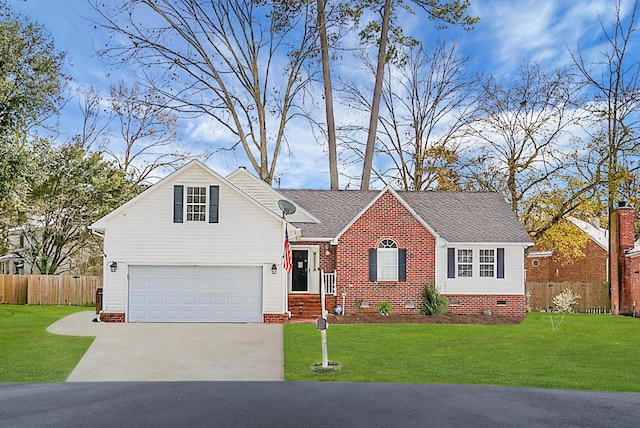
357,0,479,190
107,82,187,184
317,0,339,189
570,0,640,314
74,86,110,151
571,0,640,217
92,0,318,184
458,63,610,241
341,42,477,190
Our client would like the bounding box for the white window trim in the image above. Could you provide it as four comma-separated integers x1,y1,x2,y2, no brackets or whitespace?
186,186,207,222
457,249,473,278
377,239,398,282
479,249,496,278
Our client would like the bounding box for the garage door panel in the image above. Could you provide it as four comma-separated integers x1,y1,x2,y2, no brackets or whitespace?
128,266,263,322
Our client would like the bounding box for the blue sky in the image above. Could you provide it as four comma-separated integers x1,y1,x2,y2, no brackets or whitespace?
10,0,639,189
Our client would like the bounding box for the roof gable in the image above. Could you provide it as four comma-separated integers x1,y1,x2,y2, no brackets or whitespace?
226,167,318,223
568,217,608,251
91,160,283,230
278,189,532,244
334,187,439,243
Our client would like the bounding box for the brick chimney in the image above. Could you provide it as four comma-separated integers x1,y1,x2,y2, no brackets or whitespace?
610,203,637,315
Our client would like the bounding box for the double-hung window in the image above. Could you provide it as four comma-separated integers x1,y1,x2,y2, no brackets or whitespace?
173,185,220,223
186,186,207,221
447,247,505,279
479,249,495,277
457,249,473,277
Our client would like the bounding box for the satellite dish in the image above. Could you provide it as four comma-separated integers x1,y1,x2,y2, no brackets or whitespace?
278,199,297,216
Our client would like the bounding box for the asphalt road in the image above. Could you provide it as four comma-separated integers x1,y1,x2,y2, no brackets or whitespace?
1,382,638,427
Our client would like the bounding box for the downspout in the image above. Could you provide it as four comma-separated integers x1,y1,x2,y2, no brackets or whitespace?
282,218,290,319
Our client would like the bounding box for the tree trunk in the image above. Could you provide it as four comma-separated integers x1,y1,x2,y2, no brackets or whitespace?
360,0,391,190
317,0,339,189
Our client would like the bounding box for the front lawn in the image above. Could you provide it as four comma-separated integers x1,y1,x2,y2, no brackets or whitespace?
284,312,640,392
0,305,94,382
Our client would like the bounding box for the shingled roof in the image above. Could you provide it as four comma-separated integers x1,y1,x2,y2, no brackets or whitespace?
278,189,532,244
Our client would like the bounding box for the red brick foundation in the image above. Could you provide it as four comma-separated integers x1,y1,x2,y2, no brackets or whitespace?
445,294,526,318
263,314,288,324
99,312,126,322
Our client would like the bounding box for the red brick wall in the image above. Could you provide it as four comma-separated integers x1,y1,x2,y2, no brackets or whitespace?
613,207,638,315
622,256,640,316
294,240,337,273
336,191,436,314
616,208,636,250
100,312,125,322
446,294,526,318
526,239,607,283
263,314,288,324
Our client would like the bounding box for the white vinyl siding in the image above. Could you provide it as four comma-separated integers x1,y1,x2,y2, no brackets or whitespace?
226,169,317,223
99,164,285,317
437,244,527,295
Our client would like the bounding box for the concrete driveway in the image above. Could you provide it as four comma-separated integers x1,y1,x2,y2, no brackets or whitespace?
47,311,284,382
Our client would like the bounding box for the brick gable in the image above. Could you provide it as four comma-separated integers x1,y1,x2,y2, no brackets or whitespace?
336,190,436,314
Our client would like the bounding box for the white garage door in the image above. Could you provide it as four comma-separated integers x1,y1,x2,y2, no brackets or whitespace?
128,266,263,323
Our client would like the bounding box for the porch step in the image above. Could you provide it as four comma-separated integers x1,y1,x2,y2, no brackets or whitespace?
288,294,339,318
289,294,322,318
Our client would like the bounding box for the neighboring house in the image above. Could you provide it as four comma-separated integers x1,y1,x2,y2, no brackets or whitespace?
1,225,28,274
91,160,533,323
0,220,84,275
526,217,609,285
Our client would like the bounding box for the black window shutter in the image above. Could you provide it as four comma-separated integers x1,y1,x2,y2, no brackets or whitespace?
398,249,407,281
368,248,377,281
447,248,455,278
497,248,505,279
173,185,183,223
209,185,219,223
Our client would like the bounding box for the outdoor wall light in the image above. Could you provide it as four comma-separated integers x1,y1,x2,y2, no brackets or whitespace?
271,264,277,274
109,261,118,273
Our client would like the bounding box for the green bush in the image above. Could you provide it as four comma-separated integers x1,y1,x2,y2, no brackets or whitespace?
377,301,393,316
420,284,449,315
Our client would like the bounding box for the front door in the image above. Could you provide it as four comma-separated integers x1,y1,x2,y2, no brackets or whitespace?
291,249,308,292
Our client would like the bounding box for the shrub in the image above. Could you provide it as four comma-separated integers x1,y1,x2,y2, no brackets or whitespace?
550,288,581,330
420,284,449,315
377,301,393,316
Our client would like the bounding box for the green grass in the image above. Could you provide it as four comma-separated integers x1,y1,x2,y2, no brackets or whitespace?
285,312,640,392
0,305,94,382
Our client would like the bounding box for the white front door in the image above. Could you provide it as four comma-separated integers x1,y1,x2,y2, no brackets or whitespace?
289,246,320,293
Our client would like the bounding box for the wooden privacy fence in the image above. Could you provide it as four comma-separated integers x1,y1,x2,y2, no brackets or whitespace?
526,281,610,313
0,274,102,306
